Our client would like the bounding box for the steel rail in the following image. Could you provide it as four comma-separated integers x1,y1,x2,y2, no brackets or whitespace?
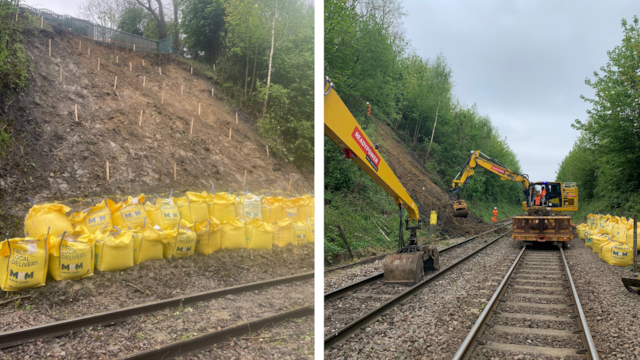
324,221,511,274
452,246,526,359
324,230,511,348
118,304,314,360
0,272,313,349
561,246,599,360
325,223,511,301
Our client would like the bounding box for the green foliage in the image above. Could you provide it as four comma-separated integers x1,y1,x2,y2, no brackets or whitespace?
558,16,640,215
325,0,524,258
181,0,226,62
0,0,28,93
117,6,146,36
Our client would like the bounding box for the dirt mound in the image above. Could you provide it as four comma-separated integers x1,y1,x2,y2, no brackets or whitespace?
372,120,492,237
0,26,312,235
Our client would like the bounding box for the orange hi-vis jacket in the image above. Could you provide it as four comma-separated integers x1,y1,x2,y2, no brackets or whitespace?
535,195,541,206
492,209,498,218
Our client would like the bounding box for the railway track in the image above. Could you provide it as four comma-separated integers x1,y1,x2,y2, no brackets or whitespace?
453,246,598,359
324,220,512,274
325,229,512,348
0,272,314,359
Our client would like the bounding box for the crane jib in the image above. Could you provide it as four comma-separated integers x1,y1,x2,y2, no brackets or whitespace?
352,127,380,171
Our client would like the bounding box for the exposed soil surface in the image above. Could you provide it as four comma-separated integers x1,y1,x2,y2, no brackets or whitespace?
372,120,495,238
0,25,312,235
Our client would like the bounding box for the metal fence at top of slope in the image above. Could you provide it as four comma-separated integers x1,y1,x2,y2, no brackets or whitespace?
16,3,176,54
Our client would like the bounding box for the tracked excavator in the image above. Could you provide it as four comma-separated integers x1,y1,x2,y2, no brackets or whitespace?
450,150,578,245
325,77,439,283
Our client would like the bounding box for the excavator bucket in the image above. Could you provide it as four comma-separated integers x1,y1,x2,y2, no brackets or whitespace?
384,245,440,284
453,200,469,218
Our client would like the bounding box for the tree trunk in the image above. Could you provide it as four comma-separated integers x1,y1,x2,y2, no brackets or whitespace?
249,42,258,99
262,0,277,117
172,0,179,51
425,101,440,163
135,0,167,39
244,25,250,105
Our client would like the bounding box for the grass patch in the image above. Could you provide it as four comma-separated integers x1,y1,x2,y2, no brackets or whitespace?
464,198,524,223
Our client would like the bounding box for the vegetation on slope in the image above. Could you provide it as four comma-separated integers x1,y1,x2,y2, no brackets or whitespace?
557,16,640,217
324,0,524,258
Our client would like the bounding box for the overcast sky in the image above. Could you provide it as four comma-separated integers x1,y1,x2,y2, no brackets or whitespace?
23,0,82,16
404,0,636,182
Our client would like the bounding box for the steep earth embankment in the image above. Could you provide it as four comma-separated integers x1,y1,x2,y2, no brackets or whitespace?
0,25,312,234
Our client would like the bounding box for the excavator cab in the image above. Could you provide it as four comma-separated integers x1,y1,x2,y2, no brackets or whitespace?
453,199,469,218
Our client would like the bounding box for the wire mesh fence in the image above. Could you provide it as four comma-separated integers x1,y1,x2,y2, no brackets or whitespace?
17,3,176,54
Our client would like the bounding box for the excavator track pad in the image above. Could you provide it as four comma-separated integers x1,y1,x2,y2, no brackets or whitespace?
384,245,439,284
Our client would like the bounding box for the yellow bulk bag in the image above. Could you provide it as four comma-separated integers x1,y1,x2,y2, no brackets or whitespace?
145,197,180,229
24,203,73,239
131,223,164,264
274,218,294,247
262,196,283,223
293,221,309,245
196,218,222,255
111,195,148,229
213,193,237,222
0,236,48,291
234,194,245,221
94,228,134,272
48,227,94,281
245,218,273,250
577,225,588,240
163,220,197,258
221,219,246,249
603,243,634,266
591,235,609,255
241,193,262,221
68,198,115,234
293,195,314,221
585,232,594,248
175,192,209,224
280,197,298,220
612,225,627,243
306,217,315,243
626,229,639,247
599,240,615,260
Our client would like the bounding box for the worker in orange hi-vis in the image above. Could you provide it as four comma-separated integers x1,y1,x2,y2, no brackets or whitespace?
492,207,498,223
366,102,371,116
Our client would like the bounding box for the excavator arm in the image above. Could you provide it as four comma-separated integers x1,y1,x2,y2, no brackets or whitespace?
324,78,419,222
451,150,531,204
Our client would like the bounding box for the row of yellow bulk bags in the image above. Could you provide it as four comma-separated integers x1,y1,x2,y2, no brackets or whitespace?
24,204,73,239
94,228,134,272
176,192,209,224
245,218,274,250
68,198,115,234
111,195,148,229
196,218,222,255
132,222,165,264
145,196,180,229
222,219,246,249
48,226,94,281
0,236,48,291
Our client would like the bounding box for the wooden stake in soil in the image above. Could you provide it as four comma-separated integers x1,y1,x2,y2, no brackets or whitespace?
97,58,100,71
74,104,78,122
143,76,146,87
79,40,81,50
266,145,269,157
198,103,201,115
113,76,117,90
87,47,90,56
228,128,232,140
243,170,247,186
59,64,62,82
159,67,162,76
189,118,194,136
142,59,145,66
40,16,43,28
116,56,118,63
212,88,214,96
181,84,184,95
288,176,292,192
191,67,193,75
133,44,136,51
236,112,238,124
174,163,177,181
106,161,109,180
48,39,51,57
161,91,164,104
130,62,132,71
139,109,143,127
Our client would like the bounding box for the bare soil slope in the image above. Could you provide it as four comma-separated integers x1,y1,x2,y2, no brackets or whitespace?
0,26,312,234
372,120,492,237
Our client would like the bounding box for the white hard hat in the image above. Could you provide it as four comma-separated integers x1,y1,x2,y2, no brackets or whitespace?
494,207,497,209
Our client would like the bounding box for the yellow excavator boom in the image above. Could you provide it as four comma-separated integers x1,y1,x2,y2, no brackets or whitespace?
451,150,530,194
324,79,419,221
